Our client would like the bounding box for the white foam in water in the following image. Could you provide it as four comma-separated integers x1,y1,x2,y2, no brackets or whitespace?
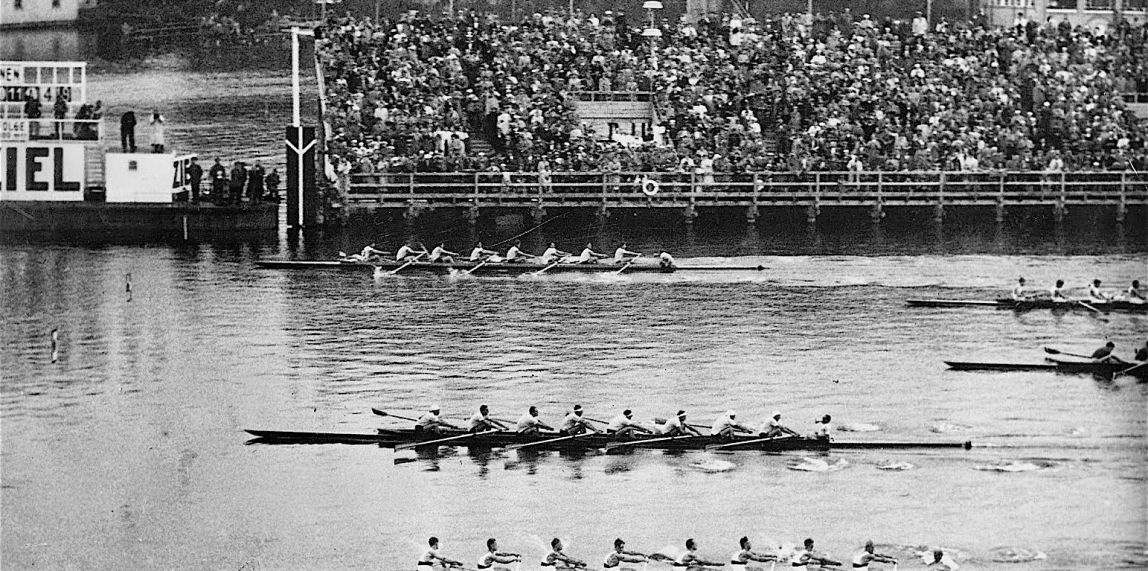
988,547,1048,563
930,421,975,433
689,459,736,472
876,461,915,471
973,461,1048,472
838,423,881,432
787,457,849,472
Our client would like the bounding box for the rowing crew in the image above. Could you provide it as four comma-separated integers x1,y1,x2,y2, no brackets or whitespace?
1090,340,1148,366
1011,277,1144,304
344,241,677,268
417,536,910,571
414,405,827,441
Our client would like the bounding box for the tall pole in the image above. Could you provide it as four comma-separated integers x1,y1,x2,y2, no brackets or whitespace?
292,26,303,227
807,0,813,17
926,0,933,25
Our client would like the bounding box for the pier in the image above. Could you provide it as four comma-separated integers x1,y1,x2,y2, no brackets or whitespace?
345,170,1148,226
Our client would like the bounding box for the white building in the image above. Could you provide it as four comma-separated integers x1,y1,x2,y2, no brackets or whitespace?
0,0,81,29
982,0,1148,31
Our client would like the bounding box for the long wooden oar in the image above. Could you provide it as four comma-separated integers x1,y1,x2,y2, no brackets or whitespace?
531,261,560,276
1116,362,1147,377
614,254,641,275
1043,347,1093,359
371,408,418,422
504,431,591,451
1077,301,1110,322
395,429,501,451
604,434,699,451
464,259,489,275
388,252,426,275
705,434,794,451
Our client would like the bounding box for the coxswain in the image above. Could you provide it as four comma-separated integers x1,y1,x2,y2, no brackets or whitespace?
427,243,461,264
540,243,571,265
730,537,778,569
504,240,533,264
678,539,724,569
813,414,832,441
851,541,896,569
575,242,607,264
711,410,755,439
467,405,510,433
543,538,587,570
604,538,649,570
1135,340,1148,362
515,406,555,435
1126,280,1144,303
1049,279,1070,303
1010,277,1031,302
613,243,641,264
606,409,653,437
470,242,499,262
478,538,521,570
658,251,676,269
1088,279,1111,302
396,242,428,261
560,405,601,435
415,405,460,434
1090,341,1126,365
792,538,841,569
758,411,801,438
419,537,464,569
925,550,954,570
657,410,705,436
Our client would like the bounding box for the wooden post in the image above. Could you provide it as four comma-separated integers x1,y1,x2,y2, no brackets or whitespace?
1054,172,1067,223
996,173,1006,224
1117,172,1127,224
871,172,885,223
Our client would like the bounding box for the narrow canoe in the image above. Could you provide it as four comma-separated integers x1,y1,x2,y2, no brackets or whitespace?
254,260,765,274
908,298,1147,313
944,359,1147,379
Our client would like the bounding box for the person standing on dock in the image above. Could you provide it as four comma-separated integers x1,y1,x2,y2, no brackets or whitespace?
264,169,281,201
613,244,641,264
187,157,203,203
467,405,510,433
544,538,588,570
560,405,601,436
1010,277,1032,301
851,541,896,569
515,406,554,435
149,110,166,153
53,96,68,139
247,161,265,205
418,537,464,570
209,158,227,203
229,162,247,204
119,109,136,152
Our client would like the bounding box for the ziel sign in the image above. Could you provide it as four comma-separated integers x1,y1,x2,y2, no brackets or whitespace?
0,144,85,201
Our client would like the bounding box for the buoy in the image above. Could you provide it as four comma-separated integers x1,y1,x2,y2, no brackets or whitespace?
641,177,660,197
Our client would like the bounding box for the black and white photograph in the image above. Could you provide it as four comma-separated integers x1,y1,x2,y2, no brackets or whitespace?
1,0,1146,568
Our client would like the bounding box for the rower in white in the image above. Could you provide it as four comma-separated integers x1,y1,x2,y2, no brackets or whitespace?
515,406,555,435
419,537,464,570
606,409,654,437
427,243,461,264
1088,279,1111,302
925,550,956,570
467,405,511,433
504,240,534,264
613,243,641,264
478,538,522,570
657,410,705,436
1049,279,1070,303
678,539,724,569
711,410,755,439
792,538,841,569
658,251,676,269
758,411,801,438
1010,277,1031,301
851,540,896,570
470,242,499,262
1126,280,1145,303
416,405,460,434
813,414,832,441
343,243,389,262
575,243,607,264
396,242,428,261
543,538,588,570
729,536,778,571
604,538,649,571
540,243,571,265
559,405,602,436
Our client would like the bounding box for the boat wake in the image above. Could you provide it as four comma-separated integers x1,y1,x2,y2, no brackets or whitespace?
787,457,849,472
688,459,736,472
973,460,1057,473
876,461,915,471
988,546,1048,563
930,421,975,433
838,423,881,432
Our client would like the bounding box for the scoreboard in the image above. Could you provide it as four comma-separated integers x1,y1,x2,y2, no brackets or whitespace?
0,62,87,106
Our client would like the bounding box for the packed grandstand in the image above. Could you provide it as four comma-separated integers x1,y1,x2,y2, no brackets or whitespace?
316,10,1148,176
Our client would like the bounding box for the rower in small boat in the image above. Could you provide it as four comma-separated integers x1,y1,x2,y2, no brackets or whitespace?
1127,280,1145,303
1088,279,1112,302
658,251,676,269
758,411,801,438
427,243,461,264
729,536,778,570
396,242,428,261
540,243,571,265
711,410,755,439
415,405,460,434
543,538,587,570
1049,280,1071,303
1090,341,1128,365
613,243,641,264
575,243,608,264
813,414,832,441
342,243,389,262
606,409,654,437
925,550,954,570
657,410,705,436
1136,341,1148,362
504,240,534,264
467,405,510,433
678,539,724,569
792,538,841,569
470,242,499,262
515,406,555,435
851,540,896,569
559,405,602,436
477,538,522,570
603,538,650,570
1010,277,1031,301
418,537,464,570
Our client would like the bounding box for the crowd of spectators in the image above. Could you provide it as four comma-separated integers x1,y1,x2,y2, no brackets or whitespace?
317,8,1148,176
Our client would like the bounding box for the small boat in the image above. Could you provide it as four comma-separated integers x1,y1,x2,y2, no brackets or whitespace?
245,428,971,451
944,359,1147,379
907,298,1147,313
254,259,765,275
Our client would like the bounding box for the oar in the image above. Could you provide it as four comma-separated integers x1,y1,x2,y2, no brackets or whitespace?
614,254,641,275
1043,347,1094,359
531,261,560,276
503,431,593,451
704,434,794,451
371,408,418,422
1116,362,1146,377
1077,301,1110,322
603,434,700,451
388,252,426,275
464,258,489,275
394,429,501,451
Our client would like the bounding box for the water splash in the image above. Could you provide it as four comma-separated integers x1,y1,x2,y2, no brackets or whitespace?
787,457,849,472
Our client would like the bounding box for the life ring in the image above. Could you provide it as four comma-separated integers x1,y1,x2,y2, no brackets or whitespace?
641,177,660,197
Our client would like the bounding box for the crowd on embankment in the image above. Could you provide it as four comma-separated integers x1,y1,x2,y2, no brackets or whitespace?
316,9,1148,177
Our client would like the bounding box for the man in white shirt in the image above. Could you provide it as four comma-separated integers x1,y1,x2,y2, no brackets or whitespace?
559,405,602,435
415,405,459,434
515,406,554,435
504,240,534,264
613,243,641,264
711,410,755,439
812,414,832,440
467,405,510,433
540,243,570,264
418,537,464,569
576,243,607,264
657,410,704,436
396,242,427,261
1011,277,1031,301
427,243,460,263
757,411,801,438
469,242,498,262
606,410,653,437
